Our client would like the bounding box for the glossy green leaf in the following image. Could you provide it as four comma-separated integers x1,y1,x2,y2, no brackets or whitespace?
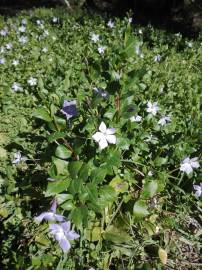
55,145,71,159
33,107,52,122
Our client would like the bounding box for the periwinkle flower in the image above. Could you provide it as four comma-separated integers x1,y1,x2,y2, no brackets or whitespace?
12,82,22,92
154,54,161,62
91,33,99,43
60,100,77,120
52,17,59,23
107,20,114,28
27,77,37,86
34,199,65,223
158,116,171,126
12,59,19,66
98,46,106,55
0,58,6,64
146,101,159,116
193,183,202,197
12,151,23,164
49,221,79,252
0,28,8,36
92,122,116,150
18,26,26,33
130,115,142,122
180,157,200,175
5,43,12,50
19,36,28,44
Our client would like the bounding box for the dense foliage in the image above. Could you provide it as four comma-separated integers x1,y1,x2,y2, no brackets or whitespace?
0,7,201,269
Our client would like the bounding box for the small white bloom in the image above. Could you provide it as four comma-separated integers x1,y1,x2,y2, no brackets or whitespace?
12,151,22,164
0,47,5,53
21,19,27,25
52,17,59,23
43,30,49,37
28,77,37,86
12,59,19,66
98,46,106,55
12,82,22,92
19,36,28,44
5,43,12,50
130,115,142,122
146,101,159,116
154,54,161,62
92,122,116,150
158,116,171,126
193,183,202,197
36,19,42,25
138,29,143,34
180,157,200,175
42,47,48,53
148,171,153,176
128,17,133,23
91,33,99,43
186,41,193,48
0,28,8,36
107,20,114,28
0,58,5,64
18,26,26,33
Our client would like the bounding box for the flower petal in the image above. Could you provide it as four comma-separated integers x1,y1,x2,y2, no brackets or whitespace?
59,238,71,252
54,214,65,222
106,134,116,144
194,190,202,197
67,230,80,240
61,221,71,232
106,128,116,135
99,137,108,150
34,212,54,222
92,132,103,142
99,122,107,133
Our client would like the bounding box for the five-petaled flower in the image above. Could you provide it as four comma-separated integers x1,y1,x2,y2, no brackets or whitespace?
91,33,99,43
180,157,200,175
158,116,171,126
27,77,37,86
130,115,142,122
107,20,114,28
60,100,77,120
12,82,22,92
49,221,79,252
92,122,116,150
193,183,202,197
98,46,106,55
12,151,23,164
146,101,159,116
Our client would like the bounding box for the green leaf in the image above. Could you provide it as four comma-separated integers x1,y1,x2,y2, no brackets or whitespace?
133,201,149,219
98,185,117,208
55,145,71,159
53,158,69,175
141,181,158,199
103,225,131,244
154,157,167,167
68,161,83,179
110,176,128,193
48,132,66,143
33,107,52,122
47,179,70,194
70,206,88,228
91,167,107,184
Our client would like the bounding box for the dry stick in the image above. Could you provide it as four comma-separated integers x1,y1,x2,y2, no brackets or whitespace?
61,137,79,161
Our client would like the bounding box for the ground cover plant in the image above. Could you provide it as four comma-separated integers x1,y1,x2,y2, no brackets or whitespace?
0,6,202,270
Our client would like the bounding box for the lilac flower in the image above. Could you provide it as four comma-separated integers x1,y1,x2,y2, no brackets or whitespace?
193,183,202,197
154,54,161,62
21,19,27,25
91,33,99,43
146,101,159,116
19,36,28,44
158,116,171,126
5,43,12,50
107,20,114,28
93,87,108,99
130,115,142,122
60,100,77,120
12,151,22,164
34,199,65,223
180,157,200,175
27,77,37,86
92,122,116,150
49,221,79,252
98,46,106,55
0,58,6,64
0,28,8,36
12,82,22,92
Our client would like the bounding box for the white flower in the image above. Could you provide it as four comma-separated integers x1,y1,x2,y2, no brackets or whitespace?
148,171,153,176
128,17,133,23
98,46,106,55
43,30,49,37
91,33,99,43
193,183,202,197
154,54,161,62
0,28,8,36
186,41,193,48
146,101,159,116
107,20,114,28
12,59,19,66
19,36,28,44
12,82,22,92
130,115,142,122
138,29,143,34
180,157,200,175
158,116,171,126
12,151,22,164
42,47,48,53
52,17,58,23
21,19,27,25
0,58,5,64
5,43,12,50
18,26,26,33
28,77,37,86
92,122,116,150
0,47,5,53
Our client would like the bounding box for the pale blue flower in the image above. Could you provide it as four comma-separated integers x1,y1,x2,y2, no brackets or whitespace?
49,221,79,252
193,183,202,197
